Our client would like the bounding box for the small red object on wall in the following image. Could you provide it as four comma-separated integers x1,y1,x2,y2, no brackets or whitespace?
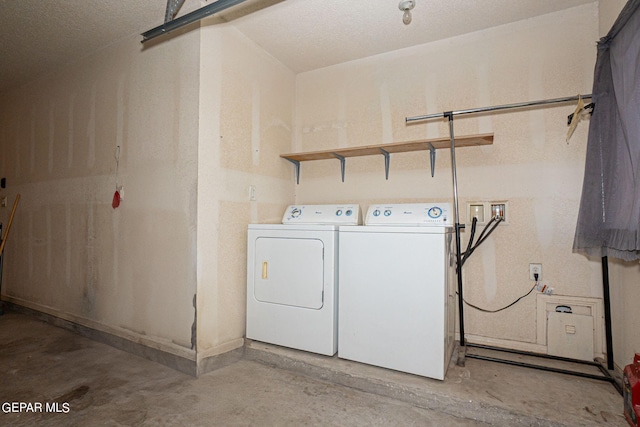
112,190,121,209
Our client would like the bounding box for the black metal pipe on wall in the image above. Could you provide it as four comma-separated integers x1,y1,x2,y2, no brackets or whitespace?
602,256,614,370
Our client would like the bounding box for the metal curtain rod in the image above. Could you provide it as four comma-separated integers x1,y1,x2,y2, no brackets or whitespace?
405,94,593,123
142,0,248,43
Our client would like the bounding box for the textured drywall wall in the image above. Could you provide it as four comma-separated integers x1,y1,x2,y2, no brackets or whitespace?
196,23,295,360
2,0,634,371
599,0,628,36
0,30,200,359
293,4,601,349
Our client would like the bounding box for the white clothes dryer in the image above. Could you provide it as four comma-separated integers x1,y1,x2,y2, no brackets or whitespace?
338,203,456,379
246,204,361,356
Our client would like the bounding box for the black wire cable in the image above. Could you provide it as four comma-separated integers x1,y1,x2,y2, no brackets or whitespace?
462,216,496,260
456,214,533,313
474,216,502,248
461,216,503,267
460,283,536,313
460,221,478,263
463,217,478,259
475,215,497,244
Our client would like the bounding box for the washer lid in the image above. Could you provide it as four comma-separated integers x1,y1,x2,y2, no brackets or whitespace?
365,203,452,226
282,204,361,225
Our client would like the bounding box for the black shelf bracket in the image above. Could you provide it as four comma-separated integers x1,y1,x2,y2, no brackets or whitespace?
285,158,301,184
379,148,390,180
333,153,346,182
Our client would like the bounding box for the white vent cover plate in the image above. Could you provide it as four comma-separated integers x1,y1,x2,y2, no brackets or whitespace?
547,311,594,361
537,294,602,360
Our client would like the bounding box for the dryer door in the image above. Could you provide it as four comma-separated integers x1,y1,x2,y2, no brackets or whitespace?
253,237,324,309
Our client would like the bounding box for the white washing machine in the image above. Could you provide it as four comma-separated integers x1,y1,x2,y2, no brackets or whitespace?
338,203,455,380
246,204,361,356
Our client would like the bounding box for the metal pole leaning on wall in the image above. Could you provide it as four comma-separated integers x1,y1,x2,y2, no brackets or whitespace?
0,194,20,316
0,194,20,257
445,112,467,350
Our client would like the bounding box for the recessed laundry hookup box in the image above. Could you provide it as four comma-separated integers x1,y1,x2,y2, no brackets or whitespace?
536,294,603,362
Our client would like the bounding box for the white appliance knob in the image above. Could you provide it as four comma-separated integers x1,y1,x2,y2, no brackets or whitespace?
428,207,442,218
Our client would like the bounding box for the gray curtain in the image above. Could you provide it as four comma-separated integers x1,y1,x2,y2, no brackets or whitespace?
573,0,640,261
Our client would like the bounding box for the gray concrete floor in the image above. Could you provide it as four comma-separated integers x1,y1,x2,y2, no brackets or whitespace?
0,310,626,426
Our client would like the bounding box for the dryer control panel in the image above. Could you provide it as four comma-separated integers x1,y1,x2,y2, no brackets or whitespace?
282,204,362,225
365,203,452,226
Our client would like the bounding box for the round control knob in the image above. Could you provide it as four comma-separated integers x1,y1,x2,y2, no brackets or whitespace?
336,209,343,216
345,209,352,216
373,209,381,217
291,208,301,218
384,209,392,216
428,206,442,219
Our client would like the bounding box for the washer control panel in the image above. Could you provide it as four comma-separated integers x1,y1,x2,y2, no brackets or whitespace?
282,204,362,225
365,203,452,226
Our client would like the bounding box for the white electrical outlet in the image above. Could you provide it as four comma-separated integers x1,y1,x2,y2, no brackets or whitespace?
529,263,542,281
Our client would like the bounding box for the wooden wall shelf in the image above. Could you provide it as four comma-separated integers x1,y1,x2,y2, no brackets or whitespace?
281,133,493,183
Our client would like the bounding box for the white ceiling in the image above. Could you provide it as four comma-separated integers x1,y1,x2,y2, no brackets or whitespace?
0,0,596,93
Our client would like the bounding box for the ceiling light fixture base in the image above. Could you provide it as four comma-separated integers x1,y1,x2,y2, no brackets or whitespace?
398,0,416,25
